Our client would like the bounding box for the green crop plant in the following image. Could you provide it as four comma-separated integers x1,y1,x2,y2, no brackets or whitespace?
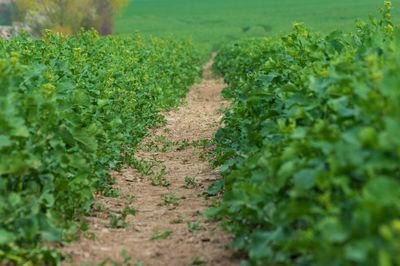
208,3,400,265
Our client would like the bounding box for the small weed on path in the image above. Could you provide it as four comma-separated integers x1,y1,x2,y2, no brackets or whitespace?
126,195,136,205
93,203,105,212
107,206,135,229
81,249,142,266
160,193,180,209
104,188,121,198
150,230,173,240
150,166,170,187
170,214,187,224
108,214,130,229
184,175,199,188
187,220,205,232
189,256,207,265
121,207,136,217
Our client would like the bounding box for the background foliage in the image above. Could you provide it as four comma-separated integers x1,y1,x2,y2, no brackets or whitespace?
209,3,400,265
0,30,201,264
14,0,128,36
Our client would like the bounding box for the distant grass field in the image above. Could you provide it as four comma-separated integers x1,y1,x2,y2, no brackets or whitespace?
115,0,400,51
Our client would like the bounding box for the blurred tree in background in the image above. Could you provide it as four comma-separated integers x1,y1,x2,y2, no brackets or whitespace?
0,1,13,25
14,0,127,36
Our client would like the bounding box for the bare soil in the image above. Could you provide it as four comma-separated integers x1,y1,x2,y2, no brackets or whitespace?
62,55,239,266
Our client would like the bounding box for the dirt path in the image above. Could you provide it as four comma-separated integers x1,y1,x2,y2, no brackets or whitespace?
62,55,239,266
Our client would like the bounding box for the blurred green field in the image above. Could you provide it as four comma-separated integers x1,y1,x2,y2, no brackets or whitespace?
115,0,400,51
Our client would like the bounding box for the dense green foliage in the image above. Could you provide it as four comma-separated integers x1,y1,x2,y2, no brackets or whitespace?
115,0,400,52
210,3,400,265
0,30,201,264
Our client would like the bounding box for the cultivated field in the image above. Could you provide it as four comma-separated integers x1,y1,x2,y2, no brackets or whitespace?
2,1,400,265
115,0,400,51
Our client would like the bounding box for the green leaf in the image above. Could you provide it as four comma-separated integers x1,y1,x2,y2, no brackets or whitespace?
363,177,400,206
319,217,349,244
293,168,317,189
72,128,98,153
0,135,12,149
0,230,16,244
345,240,374,262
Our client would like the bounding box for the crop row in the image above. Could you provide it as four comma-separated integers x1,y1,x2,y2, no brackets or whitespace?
0,30,202,263
209,3,400,265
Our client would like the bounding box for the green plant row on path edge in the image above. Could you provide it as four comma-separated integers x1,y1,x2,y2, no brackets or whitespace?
0,29,202,264
208,2,400,265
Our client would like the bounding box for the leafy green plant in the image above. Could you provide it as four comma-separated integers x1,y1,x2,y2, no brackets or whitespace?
209,3,400,265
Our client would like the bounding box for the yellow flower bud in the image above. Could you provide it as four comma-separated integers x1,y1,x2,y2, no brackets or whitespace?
384,24,394,35
384,1,392,11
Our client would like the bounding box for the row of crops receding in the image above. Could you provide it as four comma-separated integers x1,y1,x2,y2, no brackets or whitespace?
0,30,202,263
209,3,400,265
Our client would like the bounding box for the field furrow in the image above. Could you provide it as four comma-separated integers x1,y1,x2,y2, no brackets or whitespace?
62,56,239,266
